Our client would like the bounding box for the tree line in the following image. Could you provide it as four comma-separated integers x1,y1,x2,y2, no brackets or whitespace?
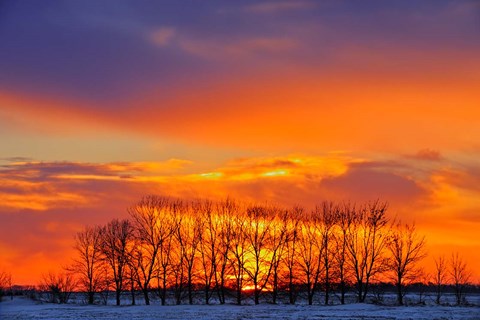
39,196,472,306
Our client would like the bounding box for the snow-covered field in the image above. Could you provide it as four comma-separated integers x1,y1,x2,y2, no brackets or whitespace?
1,297,479,320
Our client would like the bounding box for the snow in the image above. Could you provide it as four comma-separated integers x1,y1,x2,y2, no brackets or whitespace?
1,297,479,320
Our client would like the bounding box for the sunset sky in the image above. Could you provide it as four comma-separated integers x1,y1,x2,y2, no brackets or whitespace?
1,0,479,285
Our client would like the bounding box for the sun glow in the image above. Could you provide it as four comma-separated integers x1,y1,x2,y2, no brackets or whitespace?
241,284,257,292
262,169,288,177
199,172,223,178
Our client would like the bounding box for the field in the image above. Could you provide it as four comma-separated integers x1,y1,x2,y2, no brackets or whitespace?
1,296,479,320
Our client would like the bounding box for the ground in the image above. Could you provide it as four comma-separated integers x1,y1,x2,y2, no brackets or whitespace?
1,297,480,320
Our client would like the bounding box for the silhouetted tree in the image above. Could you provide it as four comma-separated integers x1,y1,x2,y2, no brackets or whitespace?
333,202,355,304
155,223,176,305
126,263,138,305
318,202,336,305
433,255,447,305
297,211,323,305
243,205,274,305
214,199,235,304
101,219,134,306
169,202,187,305
387,222,426,305
0,270,12,302
450,252,471,305
346,201,389,302
73,225,103,304
268,209,288,304
41,271,77,304
129,196,175,305
283,206,302,305
197,199,215,304
229,204,248,305
176,202,202,305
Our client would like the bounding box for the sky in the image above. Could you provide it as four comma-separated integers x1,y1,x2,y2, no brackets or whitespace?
0,0,479,285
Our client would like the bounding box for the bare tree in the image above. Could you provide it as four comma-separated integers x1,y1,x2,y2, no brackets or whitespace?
283,206,302,304
345,201,389,302
243,205,274,305
129,195,175,305
98,262,113,305
214,198,235,304
416,270,429,305
166,201,187,305
333,202,355,304
433,255,447,305
268,209,288,304
386,222,426,305
197,199,218,304
229,204,248,305
176,202,202,305
41,271,77,304
155,224,176,305
0,270,12,301
297,211,323,305
101,218,134,306
171,236,185,305
73,225,103,304
126,262,138,305
450,252,471,305
318,202,336,305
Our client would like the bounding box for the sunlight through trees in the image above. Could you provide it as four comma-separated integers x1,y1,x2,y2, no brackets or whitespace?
64,195,471,306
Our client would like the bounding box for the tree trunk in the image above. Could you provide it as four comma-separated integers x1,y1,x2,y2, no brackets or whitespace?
161,273,167,305
143,288,150,305
455,286,461,305
289,271,295,305
324,263,330,305
88,291,94,305
205,286,210,305
188,279,193,304
361,279,369,303
116,289,121,306
219,288,225,304
357,281,364,303
325,281,330,305
396,282,403,305
175,285,182,305
217,283,225,304
340,280,346,304
236,284,242,305
131,283,135,305
272,271,278,304
160,287,166,306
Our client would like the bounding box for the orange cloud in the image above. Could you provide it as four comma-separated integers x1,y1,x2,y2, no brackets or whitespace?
406,149,443,161
1,51,479,155
0,159,192,211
